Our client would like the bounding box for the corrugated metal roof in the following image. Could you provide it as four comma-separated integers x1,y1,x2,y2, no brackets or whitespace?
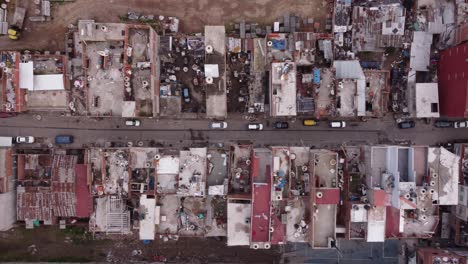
333,60,365,79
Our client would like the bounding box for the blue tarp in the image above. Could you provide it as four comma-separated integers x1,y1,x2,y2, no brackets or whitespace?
313,68,321,84
272,39,286,50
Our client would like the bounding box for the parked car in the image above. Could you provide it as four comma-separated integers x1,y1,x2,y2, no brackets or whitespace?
329,121,346,128
15,136,34,144
274,121,289,129
182,87,190,103
210,121,227,129
398,120,415,129
303,119,318,126
55,135,74,144
125,119,141,126
0,112,17,118
434,120,453,128
454,120,468,128
247,123,264,130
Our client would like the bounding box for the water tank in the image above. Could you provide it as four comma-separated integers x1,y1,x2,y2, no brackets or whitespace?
205,45,214,54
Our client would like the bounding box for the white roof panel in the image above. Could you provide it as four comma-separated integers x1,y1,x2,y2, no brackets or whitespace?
32,74,64,91
19,62,34,90
139,195,156,240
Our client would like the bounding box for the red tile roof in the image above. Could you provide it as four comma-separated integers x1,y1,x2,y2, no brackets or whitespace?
372,189,389,206
385,206,400,238
315,188,340,204
251,183,271,243
75,164,92,218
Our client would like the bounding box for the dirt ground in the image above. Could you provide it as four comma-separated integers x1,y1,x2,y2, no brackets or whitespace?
0,0,328,51
0,226,281,263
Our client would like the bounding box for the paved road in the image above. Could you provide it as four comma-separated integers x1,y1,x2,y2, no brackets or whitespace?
0,113,467,148
282,239,400,264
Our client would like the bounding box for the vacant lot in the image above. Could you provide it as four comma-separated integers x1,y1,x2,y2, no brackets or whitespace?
0,0,328,51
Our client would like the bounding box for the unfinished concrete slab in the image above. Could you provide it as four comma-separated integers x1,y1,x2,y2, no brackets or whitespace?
316,68,334,117
157,195,179,234
86,41,124,116
286,198,309,243
313,204,336,248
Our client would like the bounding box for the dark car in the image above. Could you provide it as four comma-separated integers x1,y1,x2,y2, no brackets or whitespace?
274,121,289,129
434,120,453,128
0,112,16,118
55,135,74,144
398,120,415,129
182,87,190,103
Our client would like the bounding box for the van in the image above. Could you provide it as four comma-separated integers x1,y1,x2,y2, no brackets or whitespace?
329,121,346,128
55,135,74,144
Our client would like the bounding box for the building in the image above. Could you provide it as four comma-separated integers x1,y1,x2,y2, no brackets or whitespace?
309,150,340,248
417,247,467,264
415,83,440,118
16,153,84,228
19,53,69,111
75,20,160,117
0,51,27,113
364,146,459,239
205,26,227,119
270,62,297,117
250,148,273,249
351,2,406,52
333,60,366,117
438,42,468,118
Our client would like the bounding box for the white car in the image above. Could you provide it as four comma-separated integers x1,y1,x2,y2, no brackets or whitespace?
454,121,468,128
329,121,346,128
16,136,35,144
210,121,227,129
247,123,264,130
125,119,141,126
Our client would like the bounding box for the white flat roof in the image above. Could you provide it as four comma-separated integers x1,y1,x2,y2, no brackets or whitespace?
350,204,368,222
139,194,156,240
270,62,297,117
366,206,386,242
33,74,65,91
227,202,251,246
19,62,34,90
157,156,180,174
410,31,433,72
205,64,219,78
415,83,440,118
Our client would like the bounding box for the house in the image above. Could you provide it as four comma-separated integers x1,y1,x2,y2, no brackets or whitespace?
364,145,459,240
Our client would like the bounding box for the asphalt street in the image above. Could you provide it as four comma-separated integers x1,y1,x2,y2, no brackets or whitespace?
0,113,467,148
